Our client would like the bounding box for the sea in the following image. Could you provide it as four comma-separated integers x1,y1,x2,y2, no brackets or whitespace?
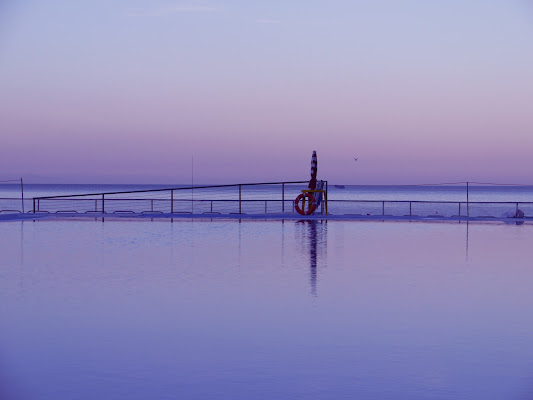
1,184,533,399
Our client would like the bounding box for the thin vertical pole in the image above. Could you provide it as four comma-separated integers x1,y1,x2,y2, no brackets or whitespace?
320,181,324,215
325,181,328,209
410,202,412,216
382,201,385,216
239,185,242,214
466,182,469,217
20,178,24,213
191,156,194,214
33,198,36,213
458,202,461,216
282,183,285,212
102,194,105,213
171,190,174,213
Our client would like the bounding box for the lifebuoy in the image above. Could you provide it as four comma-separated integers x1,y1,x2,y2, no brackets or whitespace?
294,193,317,215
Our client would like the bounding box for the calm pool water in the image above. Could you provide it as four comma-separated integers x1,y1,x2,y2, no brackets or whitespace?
1,219,533,399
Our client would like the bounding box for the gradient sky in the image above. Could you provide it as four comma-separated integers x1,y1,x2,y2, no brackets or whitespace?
1,0,532,184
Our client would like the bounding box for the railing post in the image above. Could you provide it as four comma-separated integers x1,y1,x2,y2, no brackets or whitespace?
466,182,469,217
459,202,461,216
20,177,24,213
239,185,242,214
33,198,36,213
102,194,105,213
382,201,385,216
326,181,328,213
171,189,174,214
282,183,285,212
409,201,412,216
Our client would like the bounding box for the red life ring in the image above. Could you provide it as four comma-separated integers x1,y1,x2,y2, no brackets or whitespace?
294,193,317,215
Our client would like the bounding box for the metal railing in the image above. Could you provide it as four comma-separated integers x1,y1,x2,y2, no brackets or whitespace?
31,181,316,215
1,182,531,219
329,200,533,218
22,198,533,219
0,198,33,214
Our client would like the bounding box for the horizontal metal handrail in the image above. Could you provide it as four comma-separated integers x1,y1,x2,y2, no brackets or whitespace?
34,198,294,202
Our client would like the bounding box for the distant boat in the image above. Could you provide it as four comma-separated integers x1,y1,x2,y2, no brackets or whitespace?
335,185,345,189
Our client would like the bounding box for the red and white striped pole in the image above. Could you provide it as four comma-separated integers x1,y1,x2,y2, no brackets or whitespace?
308,151,317,190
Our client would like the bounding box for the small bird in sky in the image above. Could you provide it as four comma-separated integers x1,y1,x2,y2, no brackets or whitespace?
354,157,358,161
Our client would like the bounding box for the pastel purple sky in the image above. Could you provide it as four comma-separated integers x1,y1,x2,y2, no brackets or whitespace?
1,0,532,184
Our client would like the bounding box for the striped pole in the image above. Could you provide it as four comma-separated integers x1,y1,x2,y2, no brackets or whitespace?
309,151,317,190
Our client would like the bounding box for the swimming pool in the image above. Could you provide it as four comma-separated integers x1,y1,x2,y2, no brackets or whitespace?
1,219,532,399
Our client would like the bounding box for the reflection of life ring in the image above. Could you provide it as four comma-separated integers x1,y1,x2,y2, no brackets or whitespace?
294,193,317,215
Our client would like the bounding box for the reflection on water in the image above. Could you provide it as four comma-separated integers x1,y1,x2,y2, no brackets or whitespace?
2,219,533,400
295,220,327,296
466,221,469,261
